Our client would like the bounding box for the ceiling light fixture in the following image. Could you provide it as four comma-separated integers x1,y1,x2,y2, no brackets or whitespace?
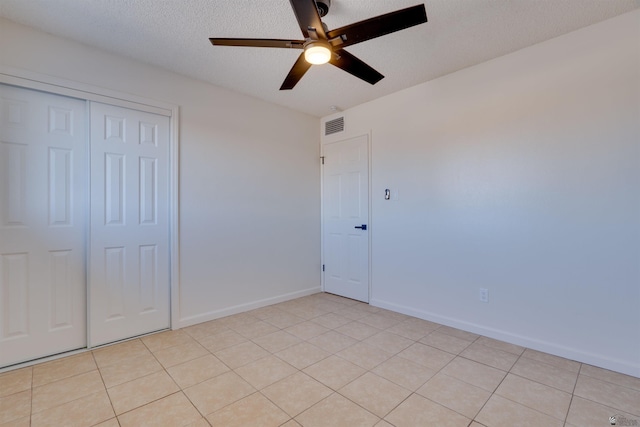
304,41,331,65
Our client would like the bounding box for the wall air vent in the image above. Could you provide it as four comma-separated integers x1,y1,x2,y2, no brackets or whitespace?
325,116,344,135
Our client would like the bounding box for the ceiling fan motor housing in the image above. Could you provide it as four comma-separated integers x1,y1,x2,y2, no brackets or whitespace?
315,0,331,17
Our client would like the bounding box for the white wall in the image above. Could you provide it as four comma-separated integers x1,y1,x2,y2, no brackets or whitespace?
0,18,321,327
322,10,640,376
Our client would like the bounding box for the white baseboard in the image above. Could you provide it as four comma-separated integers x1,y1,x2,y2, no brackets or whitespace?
176,286,322,329
370,298,640,378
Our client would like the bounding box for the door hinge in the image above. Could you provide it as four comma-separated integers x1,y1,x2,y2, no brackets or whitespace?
321,156,325,165
322,264,325,272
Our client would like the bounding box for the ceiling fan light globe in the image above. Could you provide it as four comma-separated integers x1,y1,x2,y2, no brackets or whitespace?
304,44,331,65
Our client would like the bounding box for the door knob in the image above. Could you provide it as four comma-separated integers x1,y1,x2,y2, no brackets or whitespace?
354,224,367,230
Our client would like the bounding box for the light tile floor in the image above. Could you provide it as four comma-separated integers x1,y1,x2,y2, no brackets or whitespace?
1,292,639,427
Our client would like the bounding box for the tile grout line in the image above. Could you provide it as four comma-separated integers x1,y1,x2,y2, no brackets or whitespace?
484,347,580,425
467,349,518,426
29,365,33,427
398,339,482,425
226,299,379,424
258,300,507,426
333,315,471,425
90,350,119,426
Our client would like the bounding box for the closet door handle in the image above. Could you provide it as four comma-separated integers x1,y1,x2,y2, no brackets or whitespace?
354,224,367,230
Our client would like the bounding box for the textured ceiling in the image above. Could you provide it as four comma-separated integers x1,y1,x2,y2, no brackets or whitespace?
1,0,638,117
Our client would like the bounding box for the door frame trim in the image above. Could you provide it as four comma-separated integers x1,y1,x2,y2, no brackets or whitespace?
320,132,372,302
0,66,181,341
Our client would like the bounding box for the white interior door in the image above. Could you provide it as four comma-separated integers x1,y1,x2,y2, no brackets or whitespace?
0,84,87,366
89,102,170,346
323,135,370,302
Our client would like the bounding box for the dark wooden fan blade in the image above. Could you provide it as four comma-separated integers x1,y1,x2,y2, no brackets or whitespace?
330,49,384,85
326,4,427,48
289,0,327,39
280,52,313,90
209,38,304,49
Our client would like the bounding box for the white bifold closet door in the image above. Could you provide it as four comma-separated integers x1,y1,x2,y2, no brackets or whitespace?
0,84,87,366
88,102,170,347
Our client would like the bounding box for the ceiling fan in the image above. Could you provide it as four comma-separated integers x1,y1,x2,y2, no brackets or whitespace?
209,0,428,90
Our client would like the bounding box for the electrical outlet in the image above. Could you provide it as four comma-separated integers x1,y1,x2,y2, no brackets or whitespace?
479,288,489,303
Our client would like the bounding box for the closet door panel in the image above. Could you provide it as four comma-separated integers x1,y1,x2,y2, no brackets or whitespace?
0,84,87,367
89,102,170,346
